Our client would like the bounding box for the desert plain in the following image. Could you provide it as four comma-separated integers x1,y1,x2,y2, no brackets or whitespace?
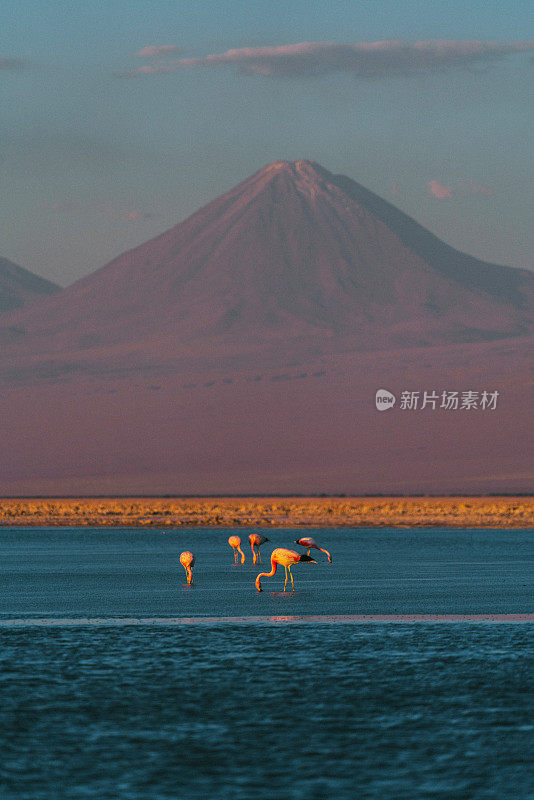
0,496,532,529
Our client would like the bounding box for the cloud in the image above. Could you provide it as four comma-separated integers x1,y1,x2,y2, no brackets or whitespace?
120,210,153,220
51,201,81,212
0,58,25,70
426,179,494,200
427,180,454,199
457,181,494,197
121,63,177,76
119,39,534,79
134,45,182,59
390,180,401,198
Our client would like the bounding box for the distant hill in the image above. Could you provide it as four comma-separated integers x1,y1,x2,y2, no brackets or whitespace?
0,256,60,313
0,161,531,496
1,160,532,377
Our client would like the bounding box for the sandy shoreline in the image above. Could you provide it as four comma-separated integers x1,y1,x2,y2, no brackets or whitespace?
0,496,532,529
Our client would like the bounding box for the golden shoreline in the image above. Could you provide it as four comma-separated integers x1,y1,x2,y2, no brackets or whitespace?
0,496,533,529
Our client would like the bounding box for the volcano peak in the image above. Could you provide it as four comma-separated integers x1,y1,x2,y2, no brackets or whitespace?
258,158,329,182
250,158,336,203
2,160,533,365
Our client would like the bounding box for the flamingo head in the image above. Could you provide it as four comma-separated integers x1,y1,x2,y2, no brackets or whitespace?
298,554,316,563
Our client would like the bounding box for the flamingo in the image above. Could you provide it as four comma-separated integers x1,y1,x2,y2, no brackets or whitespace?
179,551,195,585
294,536,332,563
255,548,316,592
228,535,246,564
248,533,269,564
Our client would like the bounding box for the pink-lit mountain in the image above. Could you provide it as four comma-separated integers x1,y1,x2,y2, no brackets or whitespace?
0,160,532,495
1,159,533,377
0,256,60,313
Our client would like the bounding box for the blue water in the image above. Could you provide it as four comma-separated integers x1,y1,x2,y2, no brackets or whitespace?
1,528,533,799
1,527,533,618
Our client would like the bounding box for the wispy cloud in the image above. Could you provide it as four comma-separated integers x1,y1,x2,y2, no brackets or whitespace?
120,210,154,220
457,181,494,198
119,39,534,79
51,201,81,212
427,180,454,199
0,58,25,70
390,180,401,198
134,45,182,59
426,179,494,200
122,63,177,76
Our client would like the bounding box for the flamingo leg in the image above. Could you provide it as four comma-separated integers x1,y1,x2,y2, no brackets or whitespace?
257,550,262,563
283,565,289,591
289,566,294,592
306,549,311,556
233,548,238,564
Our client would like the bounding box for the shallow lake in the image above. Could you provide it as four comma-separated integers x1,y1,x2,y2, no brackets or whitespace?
1,527,533,619
1,528,533,799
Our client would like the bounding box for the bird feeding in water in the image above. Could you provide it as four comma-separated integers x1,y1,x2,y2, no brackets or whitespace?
248,533,269,564
179,551,195,585
255,548,316,592
294,536,332,563
228,535,246,564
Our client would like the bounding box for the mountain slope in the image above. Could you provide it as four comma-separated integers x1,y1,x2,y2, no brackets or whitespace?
0,337,532,495
0,256,60,313
0,161,532,495
1,160,533,375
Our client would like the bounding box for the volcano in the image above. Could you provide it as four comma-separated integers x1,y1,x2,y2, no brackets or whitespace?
0,256,60,313
1,159,533,377
0,160,532,495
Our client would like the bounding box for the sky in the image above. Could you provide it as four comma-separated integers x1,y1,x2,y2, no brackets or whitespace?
1,0,533,286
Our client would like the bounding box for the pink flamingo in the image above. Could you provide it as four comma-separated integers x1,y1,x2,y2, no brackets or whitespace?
228,535,245,564
179,551,195,585
294,536,332,563
255,548,316,592
248,533,269,564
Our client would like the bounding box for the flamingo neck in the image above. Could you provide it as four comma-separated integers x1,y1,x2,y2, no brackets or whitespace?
319,548,332,562
238,546,245,564
255,559,277,590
